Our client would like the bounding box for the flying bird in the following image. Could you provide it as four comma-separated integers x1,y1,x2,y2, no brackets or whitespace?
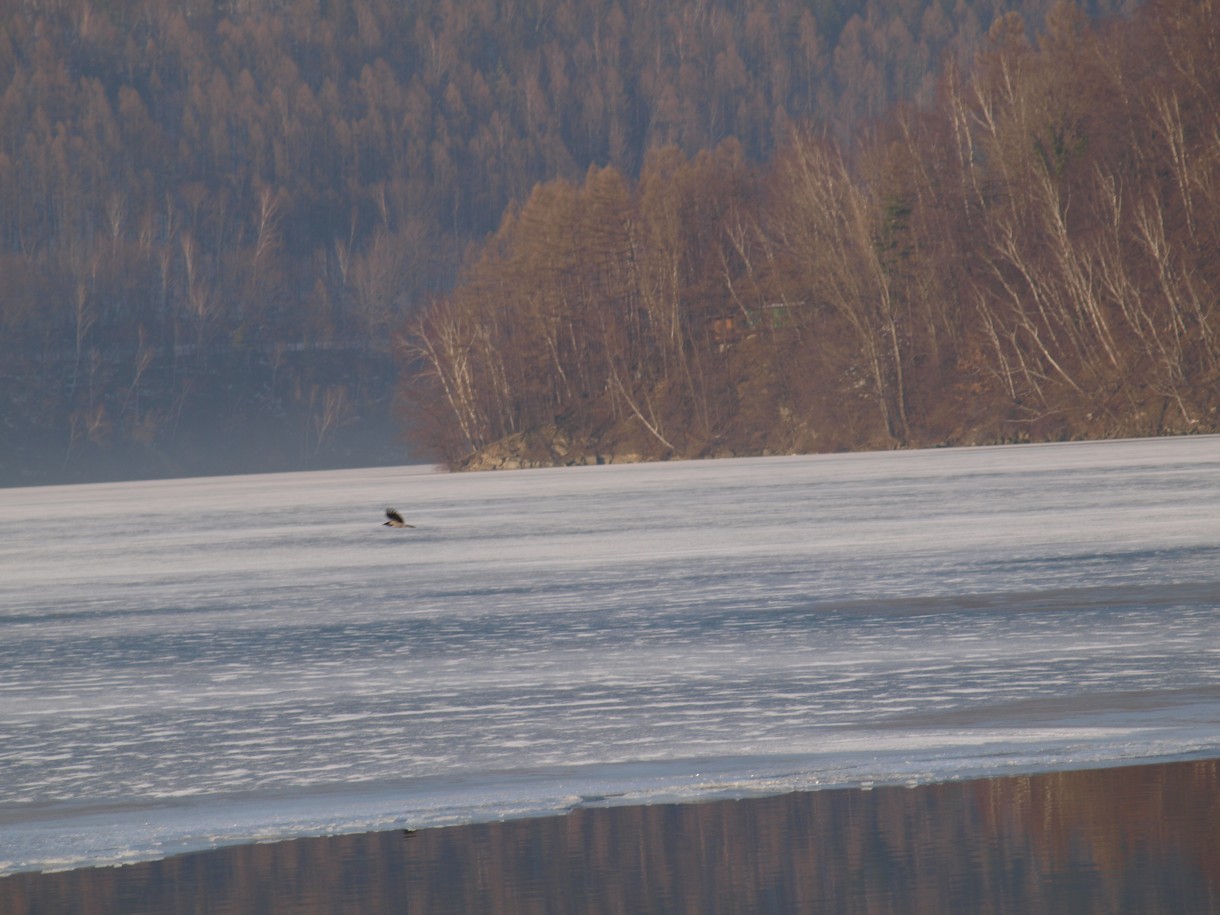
383,508,415,528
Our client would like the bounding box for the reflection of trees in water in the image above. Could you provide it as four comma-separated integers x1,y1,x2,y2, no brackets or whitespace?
3,759,1216,913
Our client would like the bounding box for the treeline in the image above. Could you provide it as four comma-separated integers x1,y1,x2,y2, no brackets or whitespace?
404,0,1220,468
0,0,1125,484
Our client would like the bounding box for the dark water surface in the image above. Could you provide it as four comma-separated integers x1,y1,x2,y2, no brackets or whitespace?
3,758,1217,914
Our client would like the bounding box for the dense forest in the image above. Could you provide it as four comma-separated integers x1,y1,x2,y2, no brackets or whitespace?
404,0,1220,469
0,0,1158,483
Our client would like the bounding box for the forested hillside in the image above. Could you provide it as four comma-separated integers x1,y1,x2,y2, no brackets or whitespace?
0,0,1131,484
404,0,1220,469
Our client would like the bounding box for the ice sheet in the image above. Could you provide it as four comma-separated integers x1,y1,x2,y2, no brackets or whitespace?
2,437,1219,874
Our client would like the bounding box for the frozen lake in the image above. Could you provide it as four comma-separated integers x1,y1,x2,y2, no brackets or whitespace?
2,436,1219,875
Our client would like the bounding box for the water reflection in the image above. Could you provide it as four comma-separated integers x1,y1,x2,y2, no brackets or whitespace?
3,759,1217,914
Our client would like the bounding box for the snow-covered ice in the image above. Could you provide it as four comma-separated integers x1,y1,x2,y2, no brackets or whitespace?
1,436,1219,874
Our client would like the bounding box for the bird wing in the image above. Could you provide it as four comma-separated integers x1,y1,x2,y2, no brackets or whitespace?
385,508,404,524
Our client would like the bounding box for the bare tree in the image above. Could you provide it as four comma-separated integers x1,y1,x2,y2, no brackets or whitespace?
770,134,911,441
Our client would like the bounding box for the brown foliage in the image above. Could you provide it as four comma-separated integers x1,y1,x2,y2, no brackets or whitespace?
0,0,1156,481
408,0,1220,468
